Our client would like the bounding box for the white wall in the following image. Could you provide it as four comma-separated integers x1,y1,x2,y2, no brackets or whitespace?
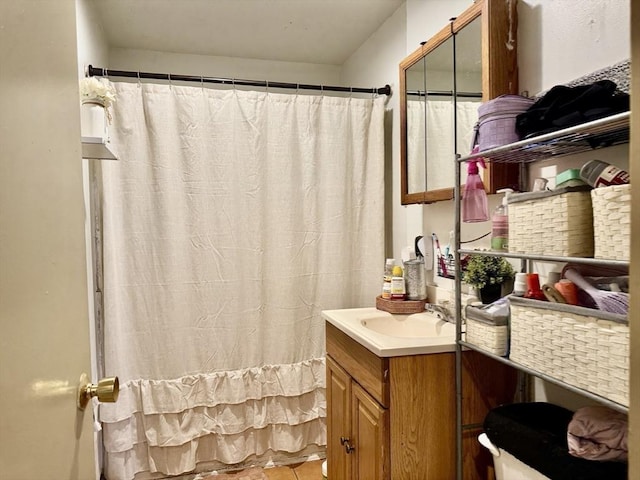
341,4,407,260
76,0,109,78
107,48,341,87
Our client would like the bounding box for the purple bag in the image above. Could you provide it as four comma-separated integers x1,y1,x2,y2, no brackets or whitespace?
475,94,535,151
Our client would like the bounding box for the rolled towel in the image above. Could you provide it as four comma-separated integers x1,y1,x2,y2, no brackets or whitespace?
567,406,628,462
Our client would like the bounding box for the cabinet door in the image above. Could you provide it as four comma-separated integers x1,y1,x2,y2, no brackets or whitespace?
327,355,352,480
352,383,389,480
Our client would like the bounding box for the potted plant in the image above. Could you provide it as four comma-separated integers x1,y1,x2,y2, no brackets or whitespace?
462,254,515,304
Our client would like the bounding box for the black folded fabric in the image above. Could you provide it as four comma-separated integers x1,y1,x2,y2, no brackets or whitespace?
484,402,628,480
515,80,629,139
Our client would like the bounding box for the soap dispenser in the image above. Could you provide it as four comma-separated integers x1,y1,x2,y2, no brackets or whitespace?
491,188,513,251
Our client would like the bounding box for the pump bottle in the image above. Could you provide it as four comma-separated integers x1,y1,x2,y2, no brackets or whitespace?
491,188,513,251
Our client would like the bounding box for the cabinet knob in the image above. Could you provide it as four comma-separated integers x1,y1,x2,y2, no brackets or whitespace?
340,436,355,453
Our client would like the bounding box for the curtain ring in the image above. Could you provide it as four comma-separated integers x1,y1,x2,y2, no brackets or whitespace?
350,86,353,98
168,73,172,89
137,71,141,88
265,80,269,93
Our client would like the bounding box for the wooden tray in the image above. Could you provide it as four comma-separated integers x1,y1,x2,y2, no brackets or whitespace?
376,295,426,314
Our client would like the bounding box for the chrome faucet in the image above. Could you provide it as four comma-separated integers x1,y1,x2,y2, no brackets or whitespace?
425,302,455,324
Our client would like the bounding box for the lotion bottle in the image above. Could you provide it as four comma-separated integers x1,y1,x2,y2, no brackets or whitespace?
491,188,513,251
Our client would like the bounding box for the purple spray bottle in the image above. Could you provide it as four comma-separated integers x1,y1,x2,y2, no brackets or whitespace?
462,148,489,223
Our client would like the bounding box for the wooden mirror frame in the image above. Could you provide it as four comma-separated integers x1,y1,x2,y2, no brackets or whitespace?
400,0,519,205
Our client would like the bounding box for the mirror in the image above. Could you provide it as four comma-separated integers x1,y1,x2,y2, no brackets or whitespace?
400,0,519,204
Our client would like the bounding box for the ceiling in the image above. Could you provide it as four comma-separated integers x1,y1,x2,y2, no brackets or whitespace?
92,0,405,66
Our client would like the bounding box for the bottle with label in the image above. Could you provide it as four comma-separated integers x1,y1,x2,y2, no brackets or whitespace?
491,188,513,251
580,159,630,188
382,258,395,299
390,265,406,300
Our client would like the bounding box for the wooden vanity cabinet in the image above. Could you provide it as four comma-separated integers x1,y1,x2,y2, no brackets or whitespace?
327,355,389,479
326,322,516,480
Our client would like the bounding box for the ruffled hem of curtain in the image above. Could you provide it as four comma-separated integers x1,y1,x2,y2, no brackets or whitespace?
106,418,326,480
101,358,326,480
103,388,326,452
100,357,326,422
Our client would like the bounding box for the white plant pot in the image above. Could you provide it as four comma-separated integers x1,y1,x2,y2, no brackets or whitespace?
81,99,107,139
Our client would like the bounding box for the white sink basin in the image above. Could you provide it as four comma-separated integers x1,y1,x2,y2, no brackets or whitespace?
322,307,457,357
359,311,454,338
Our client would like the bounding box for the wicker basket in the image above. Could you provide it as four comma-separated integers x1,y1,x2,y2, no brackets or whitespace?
591,184,631,261
509,296,628,406
508,187,594,257
466,321,509,356
465,303,509,356
375,295,426,314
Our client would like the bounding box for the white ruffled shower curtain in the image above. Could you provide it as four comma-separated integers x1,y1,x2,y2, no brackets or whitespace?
407,99,480,191
98,82,385,480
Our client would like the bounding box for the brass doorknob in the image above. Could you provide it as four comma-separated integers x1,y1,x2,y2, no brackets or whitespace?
77,373,119,410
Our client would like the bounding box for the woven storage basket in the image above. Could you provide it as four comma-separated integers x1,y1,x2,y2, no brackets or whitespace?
466,320,509,356
509,296,628,406
591,184,631,261
465,303,509,356
375,295,426,314
508,186,594,257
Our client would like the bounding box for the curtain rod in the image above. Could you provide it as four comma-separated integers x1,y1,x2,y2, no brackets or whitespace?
86,65,391,96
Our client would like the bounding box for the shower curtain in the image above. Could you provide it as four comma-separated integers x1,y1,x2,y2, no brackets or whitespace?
407,99,480,191
97,82,385,480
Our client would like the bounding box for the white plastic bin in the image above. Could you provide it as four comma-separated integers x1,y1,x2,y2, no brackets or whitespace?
478,433,550,480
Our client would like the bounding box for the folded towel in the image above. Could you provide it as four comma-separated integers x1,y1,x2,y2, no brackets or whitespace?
567,406,628,462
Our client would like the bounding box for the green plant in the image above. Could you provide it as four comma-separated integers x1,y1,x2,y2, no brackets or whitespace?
462,254,515,289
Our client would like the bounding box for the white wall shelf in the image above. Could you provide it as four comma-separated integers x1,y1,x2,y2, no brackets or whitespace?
82,136,117,160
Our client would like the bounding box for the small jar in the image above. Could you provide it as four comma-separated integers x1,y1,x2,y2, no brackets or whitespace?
524,273,545,301
513,273,527,296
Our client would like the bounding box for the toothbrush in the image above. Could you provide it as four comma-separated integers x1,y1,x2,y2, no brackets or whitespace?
444,230,454,259
432,233,448,277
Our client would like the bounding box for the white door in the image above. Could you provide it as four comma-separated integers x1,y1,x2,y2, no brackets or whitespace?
0,1,97,478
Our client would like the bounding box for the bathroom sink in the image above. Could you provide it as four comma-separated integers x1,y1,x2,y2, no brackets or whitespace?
359,311,454,338
322,307,457,357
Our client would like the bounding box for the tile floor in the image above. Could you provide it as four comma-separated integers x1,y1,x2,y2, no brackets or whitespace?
263,459,324,480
